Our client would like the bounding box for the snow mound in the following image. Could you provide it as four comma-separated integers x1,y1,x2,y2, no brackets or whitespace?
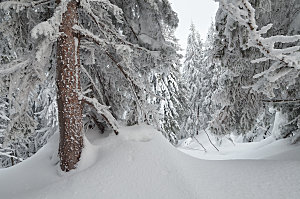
178,131,300,161
0,125,300,199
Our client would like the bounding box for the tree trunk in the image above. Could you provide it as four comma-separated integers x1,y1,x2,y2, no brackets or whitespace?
56,0,83,172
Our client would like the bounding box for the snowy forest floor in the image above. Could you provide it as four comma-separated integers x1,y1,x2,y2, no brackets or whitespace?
0,125,300,199
178,132,300,161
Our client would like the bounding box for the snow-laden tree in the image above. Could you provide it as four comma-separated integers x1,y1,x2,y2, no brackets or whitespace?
181,23,205,137
208,7,264,141
198,21,220,131
212,0,300,143
0,0,179,170
0,1,57,167
181,22,221,140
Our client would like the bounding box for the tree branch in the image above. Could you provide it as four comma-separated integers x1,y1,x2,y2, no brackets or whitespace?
81,96,119,135
262,99,300,104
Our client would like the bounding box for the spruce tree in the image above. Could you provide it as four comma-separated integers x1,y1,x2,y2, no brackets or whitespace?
212,0,300,143
181,23,204,137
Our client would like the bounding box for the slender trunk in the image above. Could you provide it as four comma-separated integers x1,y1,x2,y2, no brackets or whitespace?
56,0,83,172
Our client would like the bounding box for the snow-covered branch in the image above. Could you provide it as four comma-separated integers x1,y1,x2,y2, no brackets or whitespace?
31,0,71,40
217,0,300,70
0,58,30,75
262,98,300,104
0,151,23,162
74,25,164,101
80,65,105,104
84,0,123,22
79,2,158,55
79,94,119,134
0,0,53,12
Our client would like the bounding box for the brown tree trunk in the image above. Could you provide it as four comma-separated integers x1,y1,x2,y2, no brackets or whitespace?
56,0,83,172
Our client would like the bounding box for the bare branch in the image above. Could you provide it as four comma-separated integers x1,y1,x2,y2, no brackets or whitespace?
204,130,220,152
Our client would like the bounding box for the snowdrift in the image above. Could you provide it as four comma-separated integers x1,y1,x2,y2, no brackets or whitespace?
178,131,300,161
0,125,300,199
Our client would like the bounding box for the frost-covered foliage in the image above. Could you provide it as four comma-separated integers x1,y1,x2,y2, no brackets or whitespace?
181,24,205,137
198,22,221,133
211,0,300,143
0,1,57,167
0,0,180,167
181,23,220,140
76,0,181,137
208,7,264,140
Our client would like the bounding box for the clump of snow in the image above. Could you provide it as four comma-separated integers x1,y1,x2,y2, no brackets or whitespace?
31,0,72,40
182,137,193,147
272,110,288,139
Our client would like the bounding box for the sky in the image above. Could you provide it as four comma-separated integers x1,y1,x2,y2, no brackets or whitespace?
169,0,219,51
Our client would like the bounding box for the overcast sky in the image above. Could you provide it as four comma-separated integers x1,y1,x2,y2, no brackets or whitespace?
169,0,219,51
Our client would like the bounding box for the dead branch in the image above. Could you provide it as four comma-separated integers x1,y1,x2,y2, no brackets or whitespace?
204,130,220,152
192,134,207,153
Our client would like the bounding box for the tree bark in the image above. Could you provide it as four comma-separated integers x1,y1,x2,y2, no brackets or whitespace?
56,0,83,172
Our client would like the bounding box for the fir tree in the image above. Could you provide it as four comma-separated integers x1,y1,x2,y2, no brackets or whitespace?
181,23,204,137
212,0,300,143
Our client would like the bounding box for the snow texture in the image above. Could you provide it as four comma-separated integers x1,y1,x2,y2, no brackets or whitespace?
0,125,299,199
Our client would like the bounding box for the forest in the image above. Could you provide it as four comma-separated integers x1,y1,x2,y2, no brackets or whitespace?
0,0,300,198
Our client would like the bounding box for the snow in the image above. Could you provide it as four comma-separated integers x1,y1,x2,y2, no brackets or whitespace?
0,125,300,199
178,132,300,161
271,110,288,139
31,0,71,40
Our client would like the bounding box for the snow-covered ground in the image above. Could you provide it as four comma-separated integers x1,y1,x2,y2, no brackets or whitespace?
0,125,300,199
178,132,300,161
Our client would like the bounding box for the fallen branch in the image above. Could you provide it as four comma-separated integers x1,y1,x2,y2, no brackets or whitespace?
192,134,207,153
204,130,220,152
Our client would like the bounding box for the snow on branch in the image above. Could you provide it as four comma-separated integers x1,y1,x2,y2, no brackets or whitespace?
217,0,300,71
74,25,164,99
0,0,52,12
0,113,10,121
79,1,159,55
31,0,71,40
79,94,119,134
262,98,300,104
0,58,30,75
86,0,123,22
0,151,23,162
73,25,108,47
80,65,105,104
